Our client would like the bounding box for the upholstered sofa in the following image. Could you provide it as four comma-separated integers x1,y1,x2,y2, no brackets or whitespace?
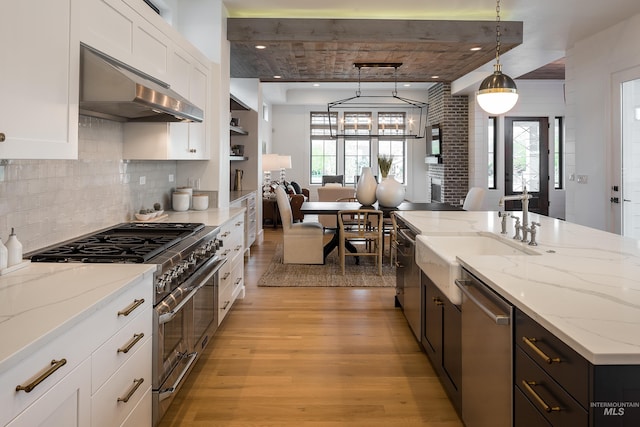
316,185,356,229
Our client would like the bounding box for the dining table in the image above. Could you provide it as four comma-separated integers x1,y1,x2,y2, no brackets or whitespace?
300,200,462,260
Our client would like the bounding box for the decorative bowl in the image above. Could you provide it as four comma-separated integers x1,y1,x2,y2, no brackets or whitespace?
135,213,151,221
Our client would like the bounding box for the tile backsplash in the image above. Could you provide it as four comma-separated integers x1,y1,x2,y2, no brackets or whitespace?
0,116,177,253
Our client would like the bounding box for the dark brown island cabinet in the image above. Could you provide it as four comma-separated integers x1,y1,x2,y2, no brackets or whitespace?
417,271,640,426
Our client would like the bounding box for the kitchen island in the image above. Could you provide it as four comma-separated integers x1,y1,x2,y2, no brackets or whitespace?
396,210,640,426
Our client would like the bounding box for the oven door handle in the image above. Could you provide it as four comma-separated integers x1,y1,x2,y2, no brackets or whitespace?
158,351,198,401
189,258,227,291
158,286,199,325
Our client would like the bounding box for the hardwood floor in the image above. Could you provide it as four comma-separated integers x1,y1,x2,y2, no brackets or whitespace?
159,228,463,426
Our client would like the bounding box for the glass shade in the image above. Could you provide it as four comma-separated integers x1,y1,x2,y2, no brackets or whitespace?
477,66,519,115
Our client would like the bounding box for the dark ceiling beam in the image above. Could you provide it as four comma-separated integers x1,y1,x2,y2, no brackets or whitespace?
227,18,523,45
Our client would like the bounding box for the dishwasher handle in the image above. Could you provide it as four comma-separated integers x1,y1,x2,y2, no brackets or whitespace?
455,279,510,325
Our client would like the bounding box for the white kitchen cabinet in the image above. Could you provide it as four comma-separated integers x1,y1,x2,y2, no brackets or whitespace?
73,0,170,83
217,213,245,325
0,0,79,159
7,359,91,427
230,192,257,255
0,271,152,426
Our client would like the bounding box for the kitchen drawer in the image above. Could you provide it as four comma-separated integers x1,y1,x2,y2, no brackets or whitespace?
91,306,152,393
514,385,551,427
515,346,588,426
121,387,152,427
0,310,100,425
218,276,235,324
93,279,152,342
91,337,152,427
515,310,589,407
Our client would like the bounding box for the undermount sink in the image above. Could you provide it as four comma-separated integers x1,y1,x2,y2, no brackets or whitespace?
416,233,539,305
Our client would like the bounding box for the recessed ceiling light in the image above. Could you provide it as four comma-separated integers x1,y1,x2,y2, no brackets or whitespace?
470,47,482,51
403,83,411,87
273,75,282,79
255,45,266,49
313,83,320,87
431,75,440,79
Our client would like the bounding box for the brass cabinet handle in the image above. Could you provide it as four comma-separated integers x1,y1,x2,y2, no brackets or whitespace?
16,359,67,393
117,378,144,403
117,333,145,354
522,336,561,364
521,380,561,413
433,297,444,306
0,133,5,142
118,298,145,317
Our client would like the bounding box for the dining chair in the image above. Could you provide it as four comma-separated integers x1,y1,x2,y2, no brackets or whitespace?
275,186,325,264
338,209,384,276
462,187,486,211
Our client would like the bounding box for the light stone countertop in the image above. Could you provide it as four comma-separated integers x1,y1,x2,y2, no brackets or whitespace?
0,263,155,375
161,207,245,226
0,208,244,375
396,210,640,365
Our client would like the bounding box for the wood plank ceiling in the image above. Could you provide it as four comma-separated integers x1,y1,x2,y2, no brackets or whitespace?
228,18,524,83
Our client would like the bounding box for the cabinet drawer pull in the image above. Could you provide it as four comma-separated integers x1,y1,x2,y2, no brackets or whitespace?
117,333,145,354
234,278,242,285
433,297,444,306
521,380,561,413
234,245,242,251
16,358,67,393
117,378,144,403
0,133,5,142
222,301,230,310
118,298,145,317
235,222,242,227
222,272,231,280
522,336,561,364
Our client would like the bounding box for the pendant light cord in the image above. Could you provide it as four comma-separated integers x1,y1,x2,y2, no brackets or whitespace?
495,0,502,66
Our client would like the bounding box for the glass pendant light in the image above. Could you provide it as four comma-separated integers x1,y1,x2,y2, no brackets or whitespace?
477,0,518,115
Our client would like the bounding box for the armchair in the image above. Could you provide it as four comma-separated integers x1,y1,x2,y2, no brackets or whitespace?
275,186,325,264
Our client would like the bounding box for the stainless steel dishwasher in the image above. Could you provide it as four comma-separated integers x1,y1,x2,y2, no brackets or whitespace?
395,216,421,341
455,269,513,427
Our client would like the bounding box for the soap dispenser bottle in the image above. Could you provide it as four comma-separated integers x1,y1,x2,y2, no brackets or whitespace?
6,228,23,267
0,237,7,270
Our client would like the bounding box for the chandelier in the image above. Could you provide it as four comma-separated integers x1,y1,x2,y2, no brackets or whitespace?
327,63,429,139
477,0,519,115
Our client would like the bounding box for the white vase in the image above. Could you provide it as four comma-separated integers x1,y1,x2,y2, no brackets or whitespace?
356,167,377,206
376,175,405,207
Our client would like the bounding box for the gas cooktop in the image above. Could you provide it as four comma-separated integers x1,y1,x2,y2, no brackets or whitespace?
30,222,205,264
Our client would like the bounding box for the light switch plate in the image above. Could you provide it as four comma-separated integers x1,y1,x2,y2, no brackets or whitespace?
577,175,588,184
139,176,146,185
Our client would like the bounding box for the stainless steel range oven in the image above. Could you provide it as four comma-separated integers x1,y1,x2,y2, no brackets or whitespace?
29,222,224,425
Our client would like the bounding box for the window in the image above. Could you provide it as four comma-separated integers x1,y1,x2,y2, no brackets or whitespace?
309,111,408,185
378,112,406,183
310,112,338,185
554,117,564,189
488,117,497,189
344,112,372,184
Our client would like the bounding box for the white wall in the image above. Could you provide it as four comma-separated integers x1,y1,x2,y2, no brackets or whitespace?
565,11,640,230
469,80,566,218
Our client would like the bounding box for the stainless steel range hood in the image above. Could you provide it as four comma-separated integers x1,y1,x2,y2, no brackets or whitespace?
79,45,203,123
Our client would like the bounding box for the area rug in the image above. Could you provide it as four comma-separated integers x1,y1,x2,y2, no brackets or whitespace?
258,245,395,287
